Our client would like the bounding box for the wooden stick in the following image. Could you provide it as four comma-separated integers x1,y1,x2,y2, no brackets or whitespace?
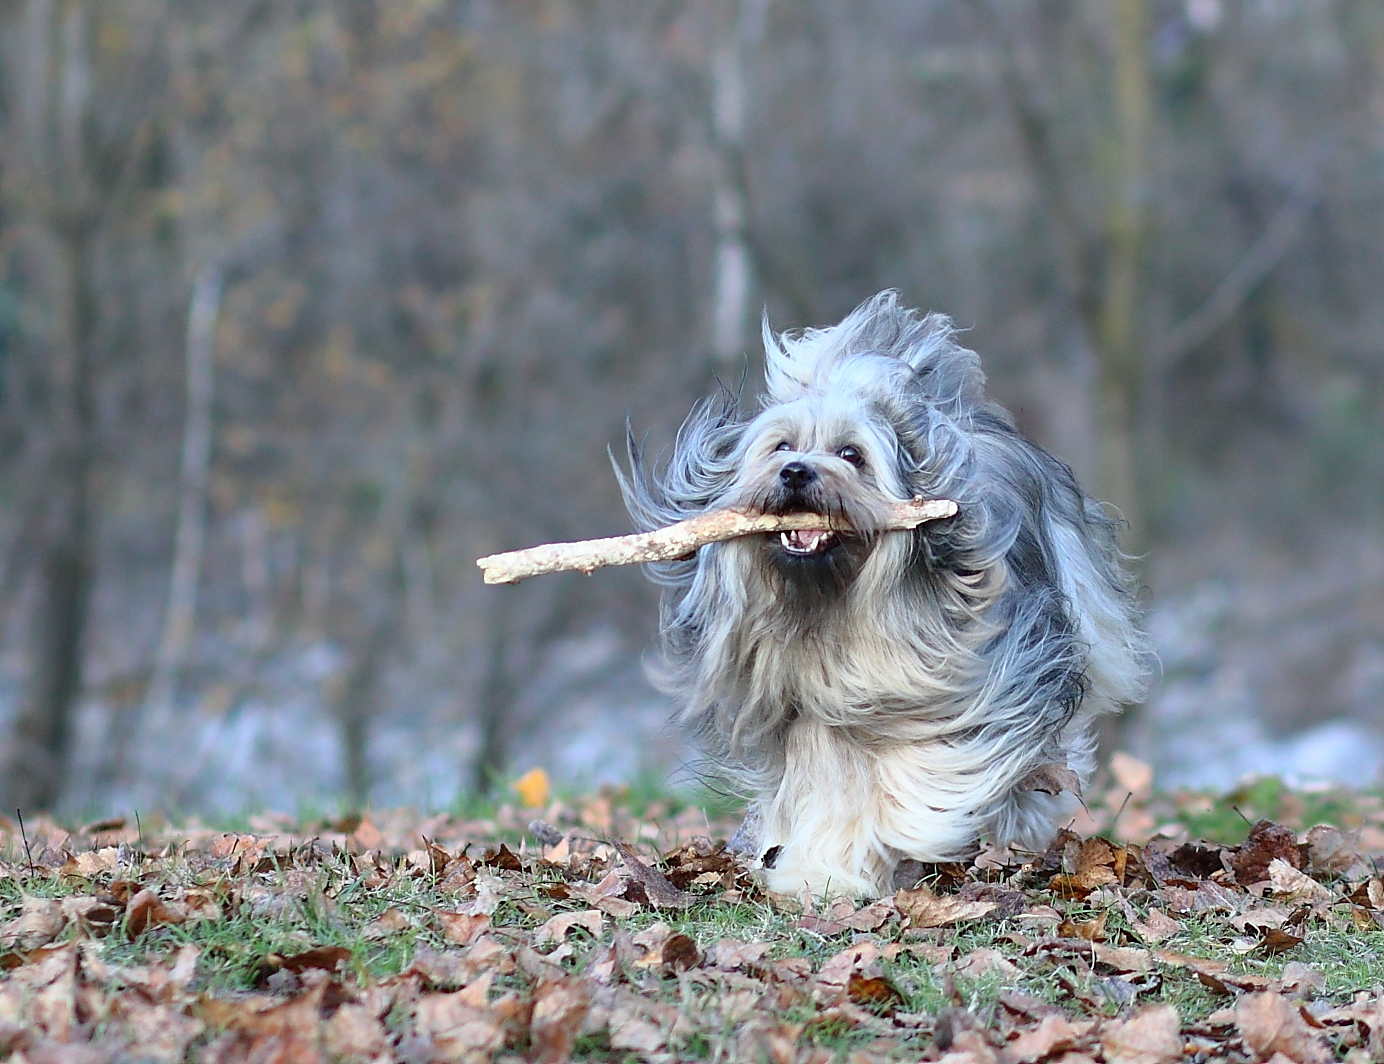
477,498,958,585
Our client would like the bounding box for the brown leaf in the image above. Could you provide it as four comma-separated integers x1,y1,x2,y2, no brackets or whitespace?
611,840,697,909
1091,944,1153,973
1129,908,1180,945
1076,837,1120,887
1257,927,1304,955
1348,878,1384,910
847,973,904,1015
1019,762,1082,796
840,898,897,931
1267,860,1334,904
532,910,602,949
1304,824,1364,875
895,885,997,929
118,1000,207,1064
478,843,522,872
662,932,701,972
1233,821,1302,885
1058,911,1108,942
705,939,772,971
405,940,514,989
361,907,411,940
436,911,491,946
126,890,185,937
0,898,65,951
816,941,880,986
413,981,509,1060
795,914,851,935
955,948,1020,978
350,817,385,851
1001,1013,1087,1064
322,1004,387,1063
530,975,590,1064
1100,1004,1182,1064
1234,991,1332,1064
1109,752,1154,799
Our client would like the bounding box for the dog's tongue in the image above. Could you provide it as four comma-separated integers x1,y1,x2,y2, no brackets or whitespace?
785,528,831,552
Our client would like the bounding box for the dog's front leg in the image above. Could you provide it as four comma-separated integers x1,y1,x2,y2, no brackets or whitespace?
756,719,895,900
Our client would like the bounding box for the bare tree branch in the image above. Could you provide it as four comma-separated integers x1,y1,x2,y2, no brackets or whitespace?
1157,177,1319,368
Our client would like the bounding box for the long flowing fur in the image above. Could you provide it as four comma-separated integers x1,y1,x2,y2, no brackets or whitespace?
619,292,1151,898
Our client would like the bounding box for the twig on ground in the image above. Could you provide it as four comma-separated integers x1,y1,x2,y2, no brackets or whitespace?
476,497,959,585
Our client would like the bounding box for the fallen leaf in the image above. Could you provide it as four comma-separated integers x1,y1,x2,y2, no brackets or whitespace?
1257,927,1304,955
1277,962,1325,996
895,885,997,929
437,911,491,946
1101,1003,1181,1064
1233,821,1303,885
955,948,1020,978
1109,752,1154,799
1234,991,1331,1064
532,910,602,949
1019,763,1082,796
1002,1013,1086,1064
350,817,385,851
817,941,880,986
272,946,351,976
1267,860,1334,904
796,913,851,935
126,890,185,937
323,1003,388,1063
661,932,700,972
848,973,904,1015
530,974,590,1063
0,898,65,951
1059,911,1108,942
1303,824,1366,876
478,843,522,872
612,840,697,909
414,982,509,1060
362,907,411,940
512,767,551,809
1092,944,1153,973
1129,908,1180,944
705,939,772,970
1231,908,1291,933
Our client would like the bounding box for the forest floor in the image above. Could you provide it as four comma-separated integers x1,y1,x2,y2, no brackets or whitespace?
3,761,1384,1063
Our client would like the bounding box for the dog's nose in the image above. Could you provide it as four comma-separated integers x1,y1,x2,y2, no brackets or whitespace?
779,461,816,491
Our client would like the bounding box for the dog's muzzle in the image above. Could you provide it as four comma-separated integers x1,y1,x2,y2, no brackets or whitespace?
773,461,840,556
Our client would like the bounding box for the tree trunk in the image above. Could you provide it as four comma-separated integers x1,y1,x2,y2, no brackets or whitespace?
1093,0,1152,551
708,0,769,367
140,262,221,741
3,224,98,812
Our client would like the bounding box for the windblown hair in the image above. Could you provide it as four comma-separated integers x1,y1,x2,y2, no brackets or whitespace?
620,292,1151,898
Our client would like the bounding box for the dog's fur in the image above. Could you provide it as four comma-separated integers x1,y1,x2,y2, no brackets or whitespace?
619,292,1151,899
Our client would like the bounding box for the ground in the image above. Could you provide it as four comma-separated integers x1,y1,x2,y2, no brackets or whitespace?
2,761,1384,1063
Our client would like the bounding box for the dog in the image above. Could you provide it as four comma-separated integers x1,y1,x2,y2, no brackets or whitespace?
618,291,1151,899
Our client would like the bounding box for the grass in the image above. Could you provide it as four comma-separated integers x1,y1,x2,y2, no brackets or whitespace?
3,771,1384,1060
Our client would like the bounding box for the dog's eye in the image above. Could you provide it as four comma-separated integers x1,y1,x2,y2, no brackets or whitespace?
838,445,865,468
774,441,793,452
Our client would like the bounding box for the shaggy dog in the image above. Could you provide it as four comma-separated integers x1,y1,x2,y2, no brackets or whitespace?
619,292,1150,899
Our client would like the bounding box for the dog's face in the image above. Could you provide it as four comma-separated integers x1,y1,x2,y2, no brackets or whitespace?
717,392,918,600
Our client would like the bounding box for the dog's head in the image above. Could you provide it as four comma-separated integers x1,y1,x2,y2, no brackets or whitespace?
620,291,990,610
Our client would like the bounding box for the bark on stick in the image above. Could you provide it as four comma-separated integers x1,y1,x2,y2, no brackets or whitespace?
477,497,958,585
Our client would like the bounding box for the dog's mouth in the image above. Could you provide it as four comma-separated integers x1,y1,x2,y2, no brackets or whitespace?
778,528,839,556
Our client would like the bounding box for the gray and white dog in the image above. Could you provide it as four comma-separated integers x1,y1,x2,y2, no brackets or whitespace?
620,292,1150,899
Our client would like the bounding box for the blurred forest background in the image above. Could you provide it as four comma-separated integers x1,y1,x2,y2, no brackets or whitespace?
0,0,1381,818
